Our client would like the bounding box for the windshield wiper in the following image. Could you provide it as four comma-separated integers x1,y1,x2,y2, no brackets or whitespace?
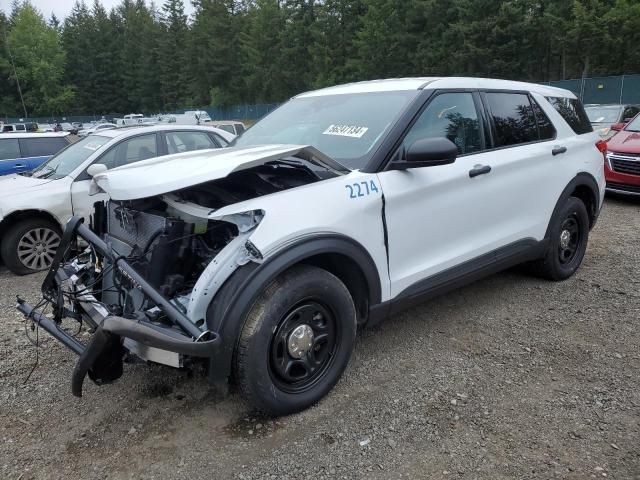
33,165,58,179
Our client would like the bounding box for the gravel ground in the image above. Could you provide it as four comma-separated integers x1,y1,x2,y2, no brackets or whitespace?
1,196,639,480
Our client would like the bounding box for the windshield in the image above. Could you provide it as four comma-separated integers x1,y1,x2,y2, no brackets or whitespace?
233,91,420,169
585,105,622,124
32,135,111,179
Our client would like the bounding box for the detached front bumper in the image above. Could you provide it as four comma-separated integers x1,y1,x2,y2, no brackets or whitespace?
17,216,222,396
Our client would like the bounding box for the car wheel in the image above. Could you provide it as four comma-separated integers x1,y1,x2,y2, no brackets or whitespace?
530,196,589,281
1,219,61,275
234,265,357,416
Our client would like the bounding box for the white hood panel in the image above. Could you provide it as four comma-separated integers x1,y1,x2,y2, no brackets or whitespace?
91,144,347,201
0,174,56,196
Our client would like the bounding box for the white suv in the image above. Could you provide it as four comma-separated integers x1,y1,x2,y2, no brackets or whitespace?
19,78,605,416
0,125,235,274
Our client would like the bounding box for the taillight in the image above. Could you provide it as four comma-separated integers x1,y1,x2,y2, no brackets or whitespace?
596,140,607,164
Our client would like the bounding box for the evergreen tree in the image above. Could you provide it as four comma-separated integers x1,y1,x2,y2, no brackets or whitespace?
159,0,189,110
7,2,73,115
190,0,240,106
240,0,287,102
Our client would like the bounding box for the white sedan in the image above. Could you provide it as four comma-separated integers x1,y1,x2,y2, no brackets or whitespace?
0,124,235,274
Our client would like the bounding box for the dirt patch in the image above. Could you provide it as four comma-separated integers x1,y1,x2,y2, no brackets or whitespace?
1,196,639,479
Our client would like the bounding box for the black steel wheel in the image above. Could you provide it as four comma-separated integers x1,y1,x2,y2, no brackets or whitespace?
235,265,356,416
269,300,338,394
557,214,581,265
529,196,590,281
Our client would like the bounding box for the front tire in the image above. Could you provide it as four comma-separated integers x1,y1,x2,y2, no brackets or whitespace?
530,196,590,281
1,219,61,275
235,265,357,416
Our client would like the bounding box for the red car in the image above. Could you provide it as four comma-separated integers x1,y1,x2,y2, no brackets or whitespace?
605,114,640,196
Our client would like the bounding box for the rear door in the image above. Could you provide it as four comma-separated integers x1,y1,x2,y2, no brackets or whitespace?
475,91,562,243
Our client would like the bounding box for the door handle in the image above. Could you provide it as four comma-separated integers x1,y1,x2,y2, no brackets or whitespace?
552,146,567,156
14,163,27,169
469,164,492,178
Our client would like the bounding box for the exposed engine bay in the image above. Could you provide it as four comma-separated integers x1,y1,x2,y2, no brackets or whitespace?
96,159,332,308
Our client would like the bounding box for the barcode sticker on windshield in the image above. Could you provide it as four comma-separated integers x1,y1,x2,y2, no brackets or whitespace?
322,124,368,138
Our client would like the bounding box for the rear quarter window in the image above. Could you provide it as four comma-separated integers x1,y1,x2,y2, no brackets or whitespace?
545,97,593,135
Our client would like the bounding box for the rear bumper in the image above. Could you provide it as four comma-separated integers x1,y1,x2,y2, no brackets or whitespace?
16,216,222,396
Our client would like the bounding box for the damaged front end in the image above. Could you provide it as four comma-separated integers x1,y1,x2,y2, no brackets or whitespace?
17,145,344,396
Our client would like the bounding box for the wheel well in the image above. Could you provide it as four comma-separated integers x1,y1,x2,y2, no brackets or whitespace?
570,184,597,228
302,253,370,327
0,210,62,242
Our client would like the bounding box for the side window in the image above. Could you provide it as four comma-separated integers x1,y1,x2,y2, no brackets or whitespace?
20,137,69,157
402,92,482,156
164,131,218,155
235,124,245,134
530,98,556,140
100,134,157,169
97,147,118,169
485,93,538,147
0,139,21,160
545,96,593,134
15,124,25,131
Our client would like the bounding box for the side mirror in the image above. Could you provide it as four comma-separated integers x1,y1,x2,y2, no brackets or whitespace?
390,137,458,171
611,123,625,131
87,163,108,177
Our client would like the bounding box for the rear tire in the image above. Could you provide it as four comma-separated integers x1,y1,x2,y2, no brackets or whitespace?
235,265,356,416
529,196,589,281
1,219,61,275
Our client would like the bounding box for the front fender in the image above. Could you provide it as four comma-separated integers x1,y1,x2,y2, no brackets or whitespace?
205,233,382,384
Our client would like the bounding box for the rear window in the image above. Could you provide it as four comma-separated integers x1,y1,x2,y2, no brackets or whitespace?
20,137,69,157
546,97,593,134
485,92,539,147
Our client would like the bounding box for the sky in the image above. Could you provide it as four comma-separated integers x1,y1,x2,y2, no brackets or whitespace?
3,0,195,20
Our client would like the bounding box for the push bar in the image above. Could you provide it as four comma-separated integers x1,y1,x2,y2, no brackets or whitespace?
42,216,204,339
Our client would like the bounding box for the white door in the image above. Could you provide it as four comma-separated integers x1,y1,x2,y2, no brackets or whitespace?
378,91,553,299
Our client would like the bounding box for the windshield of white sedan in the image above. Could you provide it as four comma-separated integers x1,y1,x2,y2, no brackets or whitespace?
233,91,419,169
32,135,110,179
585,106,621,123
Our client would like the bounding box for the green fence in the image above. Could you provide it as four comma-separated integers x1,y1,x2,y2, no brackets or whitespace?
2,103,280,126
546,74,640,104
